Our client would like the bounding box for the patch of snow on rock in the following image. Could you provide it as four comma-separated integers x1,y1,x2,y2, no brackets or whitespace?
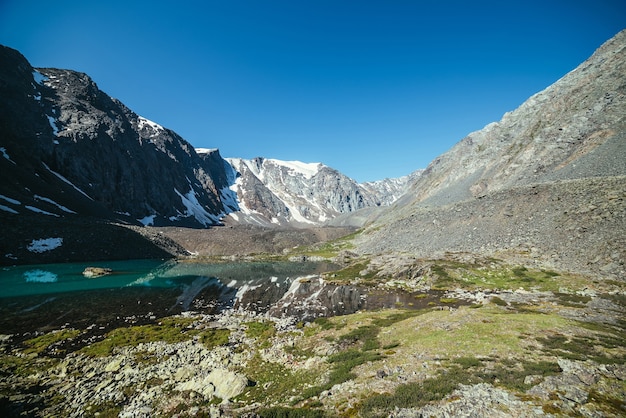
0,194,21,205
32,70,48,85
34,195,76,214
137,116,164,136
138,214,156,226
0,204,18,214
269,159,321,180
27,238,63,253
174,188,219,226
47,115,59,136
0,147,16,164
25,206,60,217
195,148,218,154
42,162,94,200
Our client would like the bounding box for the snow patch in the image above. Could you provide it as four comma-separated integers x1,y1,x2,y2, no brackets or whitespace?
25,205,60,217
0,194,21,205
47,115,60,136
42,162,94,200
34,195,76,214
24,270,58,283
27,237,63,253
138,214,156,226
174,188,219,226
32,70,48,85
0,204,18,214
0,147,16,164
235,283,263,303
137,116,164,136
269,159,321,180
195,148,218,155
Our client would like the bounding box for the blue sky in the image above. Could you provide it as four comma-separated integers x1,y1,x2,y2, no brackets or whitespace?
1,1,624,182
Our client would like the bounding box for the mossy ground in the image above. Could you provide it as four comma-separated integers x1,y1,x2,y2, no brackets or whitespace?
80,316,230,357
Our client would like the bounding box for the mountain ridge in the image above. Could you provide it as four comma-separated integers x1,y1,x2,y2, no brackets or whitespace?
355,29,626,280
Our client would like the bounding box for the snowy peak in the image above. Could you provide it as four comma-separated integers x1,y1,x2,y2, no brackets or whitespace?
223,156,412,227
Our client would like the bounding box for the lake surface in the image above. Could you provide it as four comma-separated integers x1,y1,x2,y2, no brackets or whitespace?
0,259,335,334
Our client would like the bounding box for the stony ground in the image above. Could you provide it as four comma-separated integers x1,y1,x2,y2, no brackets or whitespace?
153,223,357,258
356,176,626,282
1,253,624,417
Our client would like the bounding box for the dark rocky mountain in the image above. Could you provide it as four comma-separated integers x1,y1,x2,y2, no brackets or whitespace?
0,46,235,228
0,45,411,264
355,29,626,280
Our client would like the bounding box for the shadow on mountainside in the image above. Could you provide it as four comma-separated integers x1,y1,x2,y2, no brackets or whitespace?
0,213,186,266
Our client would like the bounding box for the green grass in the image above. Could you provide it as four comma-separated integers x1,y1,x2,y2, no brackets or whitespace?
337,325,380,351
424,260,585,292
536,332,626,364
22,329,82,355
240,354,321,405
288,230,360,259
476,359,561,391
297,349,384,402
245,320,277,348
84,401,122,417
256,406,328,418
80,316,229,357
360,366,476,417
325,262,375,284
359,356,562,417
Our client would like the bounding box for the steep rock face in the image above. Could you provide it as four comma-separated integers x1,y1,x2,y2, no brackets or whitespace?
225,157,410,226
0,45,233,227
357,30,626,279
403,30,626,208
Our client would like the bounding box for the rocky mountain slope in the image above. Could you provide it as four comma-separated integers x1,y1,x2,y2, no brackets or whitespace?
355,29,626,280
224,156,414,227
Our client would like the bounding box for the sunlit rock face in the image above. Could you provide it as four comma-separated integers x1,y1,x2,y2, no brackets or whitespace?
225,156,417,227
356,30,626,279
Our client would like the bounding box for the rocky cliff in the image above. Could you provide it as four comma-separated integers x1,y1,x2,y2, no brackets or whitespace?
356,30,626,280
0,46,237,228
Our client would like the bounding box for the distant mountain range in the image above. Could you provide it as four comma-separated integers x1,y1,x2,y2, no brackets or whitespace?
0,44,416,263
224,156,416,227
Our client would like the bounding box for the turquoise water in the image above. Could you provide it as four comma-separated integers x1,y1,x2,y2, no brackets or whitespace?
0,259,176,298
0,259,335,333
0,259,333,298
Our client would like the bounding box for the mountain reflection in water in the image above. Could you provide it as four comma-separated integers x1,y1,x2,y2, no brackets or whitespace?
0,259,335,334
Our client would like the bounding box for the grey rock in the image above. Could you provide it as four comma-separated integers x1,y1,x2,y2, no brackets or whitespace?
226,157,417,227
356,30,626,279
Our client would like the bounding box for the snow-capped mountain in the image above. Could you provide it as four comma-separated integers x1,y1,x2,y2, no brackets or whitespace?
0,43,413,245
222,157,413,227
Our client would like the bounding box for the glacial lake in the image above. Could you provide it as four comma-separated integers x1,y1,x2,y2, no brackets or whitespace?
0,259,336,334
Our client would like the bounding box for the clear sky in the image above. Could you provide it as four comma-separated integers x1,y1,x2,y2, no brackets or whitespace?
1,1,624,182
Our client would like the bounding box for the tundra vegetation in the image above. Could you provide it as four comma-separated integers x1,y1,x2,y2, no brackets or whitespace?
1,250,625,417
